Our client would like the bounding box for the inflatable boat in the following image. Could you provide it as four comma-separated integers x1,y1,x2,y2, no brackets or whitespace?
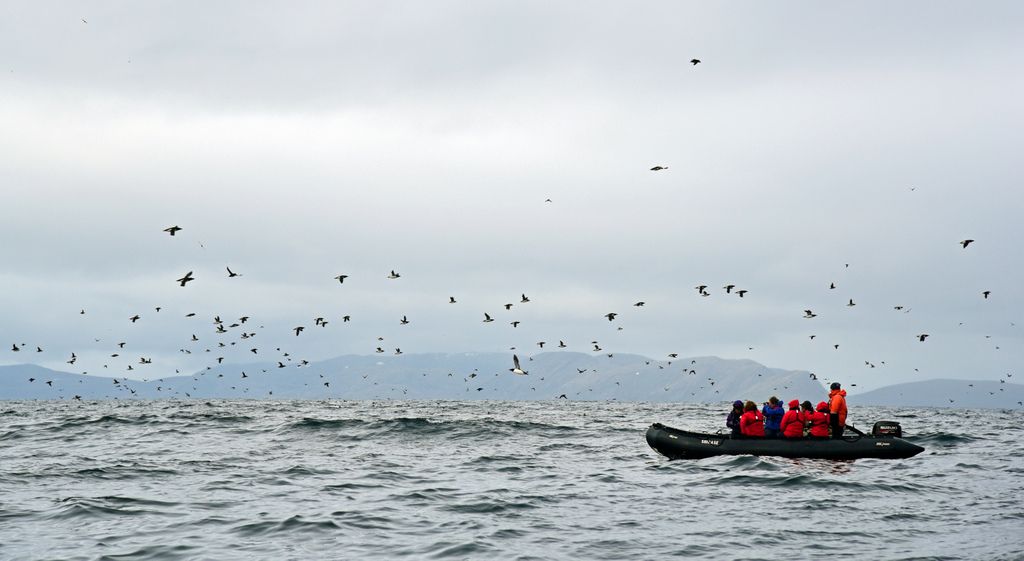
646,421,925,460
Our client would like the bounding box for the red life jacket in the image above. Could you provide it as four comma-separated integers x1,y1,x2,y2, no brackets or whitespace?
740,410,765,437
780,409,804,438
807,411,829,437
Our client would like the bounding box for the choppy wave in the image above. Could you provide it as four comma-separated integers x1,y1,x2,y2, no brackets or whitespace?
0,401,1020,560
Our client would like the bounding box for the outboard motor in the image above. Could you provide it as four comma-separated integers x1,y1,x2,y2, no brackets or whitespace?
872,421,903,437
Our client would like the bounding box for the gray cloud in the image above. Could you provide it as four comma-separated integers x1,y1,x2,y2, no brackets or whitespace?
1,1,1021,391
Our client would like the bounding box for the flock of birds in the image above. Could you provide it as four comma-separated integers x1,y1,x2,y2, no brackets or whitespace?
7,177,1017,406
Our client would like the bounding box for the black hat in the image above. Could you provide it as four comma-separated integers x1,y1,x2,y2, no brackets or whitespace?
830,382,841,390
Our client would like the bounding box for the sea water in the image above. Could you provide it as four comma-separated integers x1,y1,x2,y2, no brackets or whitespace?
1,400,1021,560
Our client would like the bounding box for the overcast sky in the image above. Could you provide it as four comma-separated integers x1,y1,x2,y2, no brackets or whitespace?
1,1,1021,391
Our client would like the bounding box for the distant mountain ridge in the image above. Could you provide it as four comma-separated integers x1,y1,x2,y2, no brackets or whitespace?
849,378,1024,409
0,352,826,402
4,353,1020,408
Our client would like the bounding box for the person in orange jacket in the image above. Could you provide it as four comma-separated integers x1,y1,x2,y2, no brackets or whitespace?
828,382,848,438
779,399,805,438
804,400,830,438
739,401,765,437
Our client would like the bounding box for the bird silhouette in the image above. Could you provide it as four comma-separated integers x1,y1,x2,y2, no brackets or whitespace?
983,291,991,299
176,271,195,287
960,239,974,248
226,267,241,277
650,166,668,171
163,226,182,236
387,270,401,279
510,354,528,375
917,334,929,342
483,313,494,323
605,313,617,321
334,275,348,283
690,59,701,65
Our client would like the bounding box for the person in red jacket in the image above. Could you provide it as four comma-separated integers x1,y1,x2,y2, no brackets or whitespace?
779,399,804,438
828,382,848,438
739,400,765,437
804,400,830,438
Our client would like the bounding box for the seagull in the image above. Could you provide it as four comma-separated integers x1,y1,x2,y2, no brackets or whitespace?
176,271,195,287
960,239,974,248
650,166,668,171
917,334,929,342
387,270,401,279
483,313,494,323
510,354,528,375
334,275,348,283
690,59,701,65
163,225,182,236
226,267,241,278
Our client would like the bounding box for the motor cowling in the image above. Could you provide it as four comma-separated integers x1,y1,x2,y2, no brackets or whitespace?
872,421,903,437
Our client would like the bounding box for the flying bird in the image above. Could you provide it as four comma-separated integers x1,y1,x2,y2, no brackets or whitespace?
917,334,929,342
736,290,748,298
387,270,401,279
400,316,409,325
483,313,494,323
723,284,735,293
650,166,668,171
605,313,617,321
129,315,141,323
690,59,701,65
226,267,241,277
163,225,182,236
510,354,528,375
449,296,456,303
334,275,348,283
983,291,991,299
803,310,817,318
176,271,195,287
521,294,530,303
293,326,305,336
847,299,856,307
960,239,974,248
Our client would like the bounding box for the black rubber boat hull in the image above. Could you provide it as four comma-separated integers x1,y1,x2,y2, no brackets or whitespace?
646,423,925,460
